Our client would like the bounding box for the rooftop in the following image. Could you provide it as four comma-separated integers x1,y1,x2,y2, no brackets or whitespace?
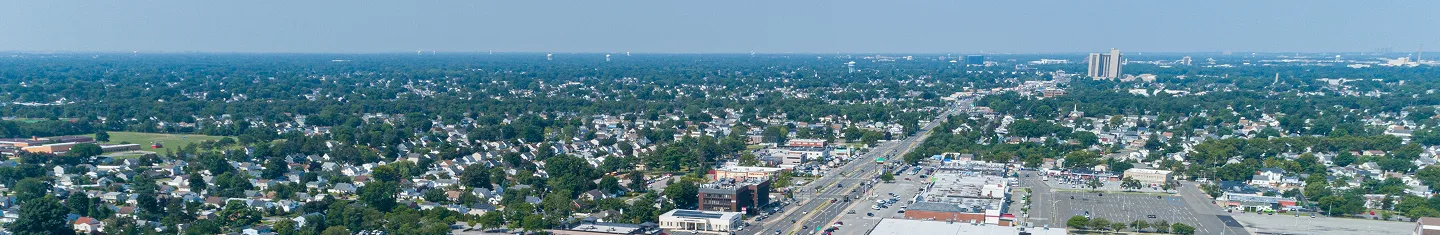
868,218,1066,235
557,222,660,235
700,177,768,191
920,172,1008,200
660,209,742,221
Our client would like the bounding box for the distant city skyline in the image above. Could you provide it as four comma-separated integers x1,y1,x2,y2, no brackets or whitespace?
1,1,1437,53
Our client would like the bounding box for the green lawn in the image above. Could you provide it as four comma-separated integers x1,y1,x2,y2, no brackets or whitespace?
87,131,232,152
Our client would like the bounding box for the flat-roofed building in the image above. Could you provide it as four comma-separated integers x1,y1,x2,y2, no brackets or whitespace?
868,218,1066,235
657,209,742,235
0,136,94,147
1416,217,1440,235
1123,168,1173,186
904,169,1012,225
768,147,830,168
709,166,784,181
550,220,661,235
785,139,827,147
697,177,770,214
22,142,80,154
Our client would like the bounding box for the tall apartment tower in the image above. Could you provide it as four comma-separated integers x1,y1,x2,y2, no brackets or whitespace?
1087,48,1122,79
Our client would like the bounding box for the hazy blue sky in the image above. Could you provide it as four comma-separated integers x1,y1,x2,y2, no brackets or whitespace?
2,1,1437,53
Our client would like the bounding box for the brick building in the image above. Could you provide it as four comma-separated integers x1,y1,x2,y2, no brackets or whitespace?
697,177,771,215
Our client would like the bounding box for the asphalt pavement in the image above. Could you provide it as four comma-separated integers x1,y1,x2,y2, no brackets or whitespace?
740,108,954,235
1019,171,1251,235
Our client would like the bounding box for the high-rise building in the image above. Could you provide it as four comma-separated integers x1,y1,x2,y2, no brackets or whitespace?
1086,48,1122,79
964,55,985,66
1181,56,1193,66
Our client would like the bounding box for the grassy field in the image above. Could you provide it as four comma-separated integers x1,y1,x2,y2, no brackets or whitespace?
87,131,232,152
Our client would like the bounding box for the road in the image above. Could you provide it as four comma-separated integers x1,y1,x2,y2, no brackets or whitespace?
742,107,955,235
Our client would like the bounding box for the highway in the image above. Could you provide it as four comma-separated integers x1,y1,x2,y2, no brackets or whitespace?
742,107,955,235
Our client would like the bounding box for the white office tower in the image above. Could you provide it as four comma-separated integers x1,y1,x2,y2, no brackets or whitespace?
1087,48,1122,79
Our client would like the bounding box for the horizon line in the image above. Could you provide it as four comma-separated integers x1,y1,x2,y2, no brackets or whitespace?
2,50,1430,55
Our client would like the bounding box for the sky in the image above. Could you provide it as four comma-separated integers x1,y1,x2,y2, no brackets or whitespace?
1,1,1437,53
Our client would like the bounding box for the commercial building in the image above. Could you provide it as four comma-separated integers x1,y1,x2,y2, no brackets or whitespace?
657,209,743,235
709,166,784,181
965,55,985,66
1086,48,1122,79
549,220,661,235
0,136,94,147
22,143,143,155
1216,193,1298,212
904,170,1012,225
0,135,139,155
785,139,827,148
21,142,83,154
769,147,830,168
697,177,771,214
1122,168,1173,186
868,218,1066,235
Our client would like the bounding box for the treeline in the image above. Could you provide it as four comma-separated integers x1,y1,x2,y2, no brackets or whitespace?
0,119,97,138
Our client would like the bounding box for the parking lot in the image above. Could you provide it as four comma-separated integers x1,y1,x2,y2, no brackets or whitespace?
1021,170,1249,235
1228,212,1410,235
1052,192,1234,233
827,170,929,235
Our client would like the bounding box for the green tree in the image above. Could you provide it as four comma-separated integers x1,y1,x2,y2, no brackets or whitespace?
262,156,289,179
522,214,549,233
274,219,297,235
424,189,449,203
1152,220,1170,233
461,164,493,190
66,193,91,215
739,153,761,166
1110,222,1127,232
188,172,208,193
599,175,623,195
478,211,505,230
1171,222,1196,235
6,196,74,235
183,219,223,235
371,164,400,182
665,181,699,209
627,172,647,193
14,178,50,202
219,200,261,227
1408,206,1440,219
67,143,103,158
1130,220,1149,232
545,154,601,196
321,226,351,235
880,172,895,182
1063,151,1100,169
1417,166,1440,189
1085,178,1103,191
1334,152,1356,167
1088,217,1111,231
762,125,788,144
360,181,399,211
214,172,253,198
1066,215,1089,229
95,130,110,142
1121,177,1142,190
